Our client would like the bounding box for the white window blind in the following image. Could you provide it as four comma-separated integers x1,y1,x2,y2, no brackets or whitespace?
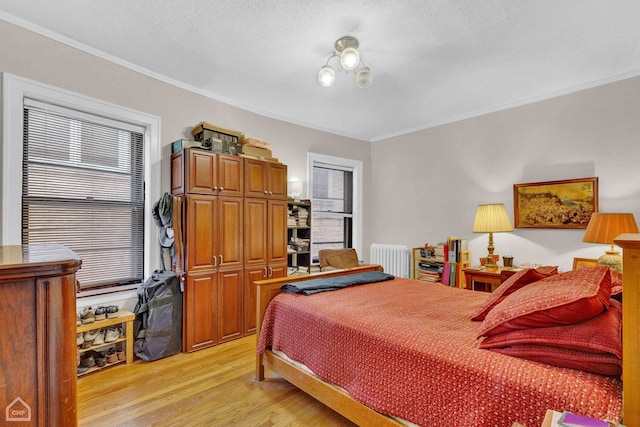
22,98,145,291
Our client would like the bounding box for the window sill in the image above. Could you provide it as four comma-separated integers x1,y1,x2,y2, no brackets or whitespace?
77,283,140,299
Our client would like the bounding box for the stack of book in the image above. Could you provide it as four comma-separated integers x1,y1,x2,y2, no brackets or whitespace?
416,260,444,282
297,206,309,226
433,243,446,262
287,205,309,227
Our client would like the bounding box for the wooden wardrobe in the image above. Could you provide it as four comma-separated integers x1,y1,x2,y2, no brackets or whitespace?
171,148,287,352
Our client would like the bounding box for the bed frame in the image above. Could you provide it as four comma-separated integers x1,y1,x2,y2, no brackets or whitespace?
255,235,640,426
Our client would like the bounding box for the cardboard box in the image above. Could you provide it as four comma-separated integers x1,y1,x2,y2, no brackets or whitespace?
240,136,272,150
241,145,273,158
191,121,242,154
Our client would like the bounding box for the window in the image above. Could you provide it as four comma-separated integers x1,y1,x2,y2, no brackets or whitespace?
311,166,353,254
308,153,362,262
22,99,144,291
2,73,161,295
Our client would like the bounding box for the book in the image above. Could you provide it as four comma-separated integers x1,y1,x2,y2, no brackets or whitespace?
442,263,451,285
448,262,457,286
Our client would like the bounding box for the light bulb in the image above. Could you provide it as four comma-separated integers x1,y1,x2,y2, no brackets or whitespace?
340,47,360,71
356,67,373,88
317,65,336,87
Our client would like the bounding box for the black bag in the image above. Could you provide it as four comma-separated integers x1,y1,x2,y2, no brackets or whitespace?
133,269,183,361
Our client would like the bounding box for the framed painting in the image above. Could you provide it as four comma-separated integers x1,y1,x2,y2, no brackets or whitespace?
573,257,598,270
513,177,598,229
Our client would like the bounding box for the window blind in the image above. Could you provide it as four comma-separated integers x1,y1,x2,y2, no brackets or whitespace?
311,165,353,256
22,98,145,290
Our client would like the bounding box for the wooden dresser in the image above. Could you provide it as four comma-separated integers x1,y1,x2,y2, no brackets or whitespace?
0,244,81,426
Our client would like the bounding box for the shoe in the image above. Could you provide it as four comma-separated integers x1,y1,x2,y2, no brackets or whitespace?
117,349,126,361
94,306,107,321
82,329,99,348
80,306,95,324
106,348,118,363
93,329,105,346
77,333,84,346
80,354,95,368
92,351,107,367
106,305,120,318
104,327,120,343
76,313,81,326
77,365,89,374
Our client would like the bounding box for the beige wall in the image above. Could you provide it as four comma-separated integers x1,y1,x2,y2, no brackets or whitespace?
0,18,372,252
2,18,640,272
371,76,640,270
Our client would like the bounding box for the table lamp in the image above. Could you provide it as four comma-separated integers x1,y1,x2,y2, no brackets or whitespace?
582,212,638,271
288,180,304,201
472,203,513,268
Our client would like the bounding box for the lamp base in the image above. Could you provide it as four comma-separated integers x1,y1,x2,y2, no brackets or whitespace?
597,250,622,272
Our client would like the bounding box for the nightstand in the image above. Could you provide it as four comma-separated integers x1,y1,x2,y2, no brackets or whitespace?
463,266,522,292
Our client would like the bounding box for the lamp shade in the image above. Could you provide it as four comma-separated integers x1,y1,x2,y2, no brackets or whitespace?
288,180,303,197
582,213,639,245
472,204,513,233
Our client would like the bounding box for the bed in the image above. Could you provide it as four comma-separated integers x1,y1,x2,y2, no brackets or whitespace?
255,234,640,427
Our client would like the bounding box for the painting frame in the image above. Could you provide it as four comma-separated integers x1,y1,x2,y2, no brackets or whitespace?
513,177,598,229
573,257,598,270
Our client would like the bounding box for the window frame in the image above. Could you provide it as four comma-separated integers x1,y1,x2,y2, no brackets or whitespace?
307,152,363,260
2,72,161,293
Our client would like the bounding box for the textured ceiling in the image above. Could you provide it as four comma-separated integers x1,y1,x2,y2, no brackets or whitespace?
1,1,640,141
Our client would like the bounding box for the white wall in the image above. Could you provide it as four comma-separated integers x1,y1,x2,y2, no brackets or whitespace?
370,76,640,271
2,17,640,286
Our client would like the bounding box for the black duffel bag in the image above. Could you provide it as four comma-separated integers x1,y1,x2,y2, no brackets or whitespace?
133,269,183,361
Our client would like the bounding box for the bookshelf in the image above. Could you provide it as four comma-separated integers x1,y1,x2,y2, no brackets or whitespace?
287,200,311,274
412,241,470,288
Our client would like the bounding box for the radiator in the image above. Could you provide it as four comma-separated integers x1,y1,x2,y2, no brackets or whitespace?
370,243,411,278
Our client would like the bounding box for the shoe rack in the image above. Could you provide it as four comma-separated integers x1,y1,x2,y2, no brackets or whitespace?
77,309,135,377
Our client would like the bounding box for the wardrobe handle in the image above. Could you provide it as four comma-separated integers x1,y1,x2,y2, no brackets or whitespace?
213,186,218,191
219,255,223,266
212,256,217,268
263,267,268,278
268,266,273,277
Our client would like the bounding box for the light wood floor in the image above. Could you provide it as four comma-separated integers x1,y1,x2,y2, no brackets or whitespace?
77,335,356,426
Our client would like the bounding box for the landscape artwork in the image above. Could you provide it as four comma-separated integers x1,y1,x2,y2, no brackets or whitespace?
513,177,598,229
573,257,598,270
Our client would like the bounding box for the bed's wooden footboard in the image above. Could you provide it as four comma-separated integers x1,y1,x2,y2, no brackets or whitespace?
615,233,640,426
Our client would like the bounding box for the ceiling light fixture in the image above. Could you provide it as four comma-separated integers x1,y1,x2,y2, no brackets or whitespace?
318,35,373,89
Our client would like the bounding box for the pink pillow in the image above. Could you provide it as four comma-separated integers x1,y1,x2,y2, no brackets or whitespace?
610,269,622,298
471,266,558,321
478,266,612,337
488,344,621,376
480,299,622,358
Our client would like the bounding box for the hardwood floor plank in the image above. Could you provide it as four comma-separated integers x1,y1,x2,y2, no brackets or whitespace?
77,336,356,426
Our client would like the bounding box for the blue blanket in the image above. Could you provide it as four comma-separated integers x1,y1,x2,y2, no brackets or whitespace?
281,271,395,295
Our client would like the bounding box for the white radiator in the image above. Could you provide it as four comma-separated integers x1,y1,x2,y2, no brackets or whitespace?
370,243,411,278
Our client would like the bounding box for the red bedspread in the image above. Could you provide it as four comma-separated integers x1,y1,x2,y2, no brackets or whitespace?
257,277,622,427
